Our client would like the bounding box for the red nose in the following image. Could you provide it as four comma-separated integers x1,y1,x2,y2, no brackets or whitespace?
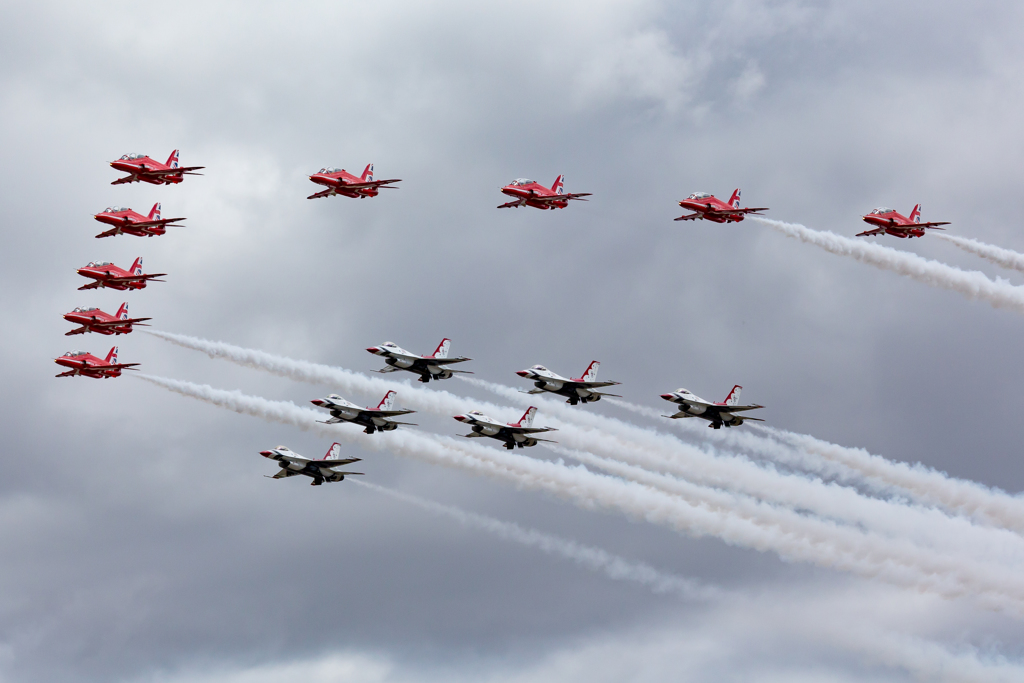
515,370,529,377
453,415,467,422
366,347,379,354
660,394,674,400
310,399,325,406
259,450,273,456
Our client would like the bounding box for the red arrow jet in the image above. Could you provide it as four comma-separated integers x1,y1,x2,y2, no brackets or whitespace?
109,150,204,186
54,346,140,378
94,203,186,238
307,163,401,199
76,258,166,291
63,302,151,336
856,205,950,238
498,176,591,210
674,189,768,223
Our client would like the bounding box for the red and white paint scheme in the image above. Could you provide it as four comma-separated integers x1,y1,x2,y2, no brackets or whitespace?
54,346,139,378
453,407,557,450
856,205,950,238
63,302,151,336
660,385,764,429
674,189,768,223
307,163,401,199
76,258,166,291
498,176,591,210
108,150,204,186
93,203,186,238
516,361,622,406
310,390,417,434
367,338,472,383
259,443,363,486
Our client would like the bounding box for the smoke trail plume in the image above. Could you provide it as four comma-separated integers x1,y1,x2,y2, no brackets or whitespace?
352,480,718,601
936,233,1024,274
752,217,1024,314
135,375,1024,613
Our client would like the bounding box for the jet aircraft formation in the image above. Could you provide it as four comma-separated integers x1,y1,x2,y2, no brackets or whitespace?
57,150,954,484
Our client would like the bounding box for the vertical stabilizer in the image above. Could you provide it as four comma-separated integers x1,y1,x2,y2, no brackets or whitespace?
166,150,180,168
728,189,741,208
432,338,451,358
115,302,129,320
323,442,342,460
909,204,922,223
361,163,374,182
723,385,743,406
552,175,565,195
515,406,538,427
377,390,397,411
130,257,143,275
579,361,600,382
105,346,119,364
148,202,162,220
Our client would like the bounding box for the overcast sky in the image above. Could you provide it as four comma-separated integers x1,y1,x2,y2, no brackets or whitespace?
2,1,1024,681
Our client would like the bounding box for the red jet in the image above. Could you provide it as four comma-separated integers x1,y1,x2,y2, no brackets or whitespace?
674,189,768,223
63,302,151,336
76,257,165,291
109,150,204,186
94,203,186,238
498,176,591,210
856,205,950,238
307,163,401,199
54,346,139,378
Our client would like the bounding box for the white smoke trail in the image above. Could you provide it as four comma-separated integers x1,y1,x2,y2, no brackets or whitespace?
937,233,1024,274
135,374,1024,613
147,330,1024,560
351,480,719,601
752,216,1024,314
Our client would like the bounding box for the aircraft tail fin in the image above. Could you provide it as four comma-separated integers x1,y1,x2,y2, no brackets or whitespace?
323,442,342,460
515,406,537,428
552,175,564,195
148,202,161,220
909,204,922,223
728,189,741,208
115,302,129,320
130,257,143,275
105,346,118,364
376,390,397,411
579,360,600,382
431,338,451,359
166,150,180,169
723,385,743,406
361,163,374,182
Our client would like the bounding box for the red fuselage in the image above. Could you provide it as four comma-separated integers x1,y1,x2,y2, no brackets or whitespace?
309,169,379,198
95,208,164,235
861,210,924,238
677,195,743,223
108,152,203,186
76,261,163,291
500,181,568,210
54,352,124,378
62,306,148,336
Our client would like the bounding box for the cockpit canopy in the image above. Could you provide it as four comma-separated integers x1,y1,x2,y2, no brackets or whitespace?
531,365,549,372
103,206,129,213
319,167,343,174
870,207,894,215
63,350,88,357
509,179,535,186
276,445,291,451
687,192,712,200
676,388,692,395
381,342,398,349
467,410,485,417
72,306,99,313
119,153,147,160
85,261,112,267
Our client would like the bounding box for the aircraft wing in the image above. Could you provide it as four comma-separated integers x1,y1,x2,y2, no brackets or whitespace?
574,380,622,389
375,365,405,374
110,176,138,186
702,207,768,217
673,212,701,221
134,217,186,227
91,317,153,327
424,356,472,365
530,193,590,203
369,409,416,418
94,227,122,238
270,469,302,479
916,222,950,229
148,166,205,175
107,363,141,371
338,178,402,189
307,188,335,199
319,458,362,467
110,273,167,283
855,227,887,237
506,426,558,435
720,404,764,413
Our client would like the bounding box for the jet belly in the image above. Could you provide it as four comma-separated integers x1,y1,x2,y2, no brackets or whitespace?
386,356,415,369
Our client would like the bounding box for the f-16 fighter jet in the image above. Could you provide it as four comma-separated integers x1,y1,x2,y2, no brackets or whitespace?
498,176,591,209
367,339,471,383
660,385,764,429
674,189,768,223
54,346,139,378
307,163,401,199
515,361,622,405
857,205,950,238
63,302,150,336
94,203,186,238
310,390,417,434
109,150,204,186
259,443,363,486
453,407,557,449
76,258,165,291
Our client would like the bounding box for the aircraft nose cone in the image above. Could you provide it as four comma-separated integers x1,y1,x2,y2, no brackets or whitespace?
259,450,274,457
515,370,529,377
366,347,380,354
660,394,675,400
310,399,324,406
453,415,467,422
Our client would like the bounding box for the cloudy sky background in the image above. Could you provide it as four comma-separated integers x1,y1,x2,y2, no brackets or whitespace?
2,1,1024,681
